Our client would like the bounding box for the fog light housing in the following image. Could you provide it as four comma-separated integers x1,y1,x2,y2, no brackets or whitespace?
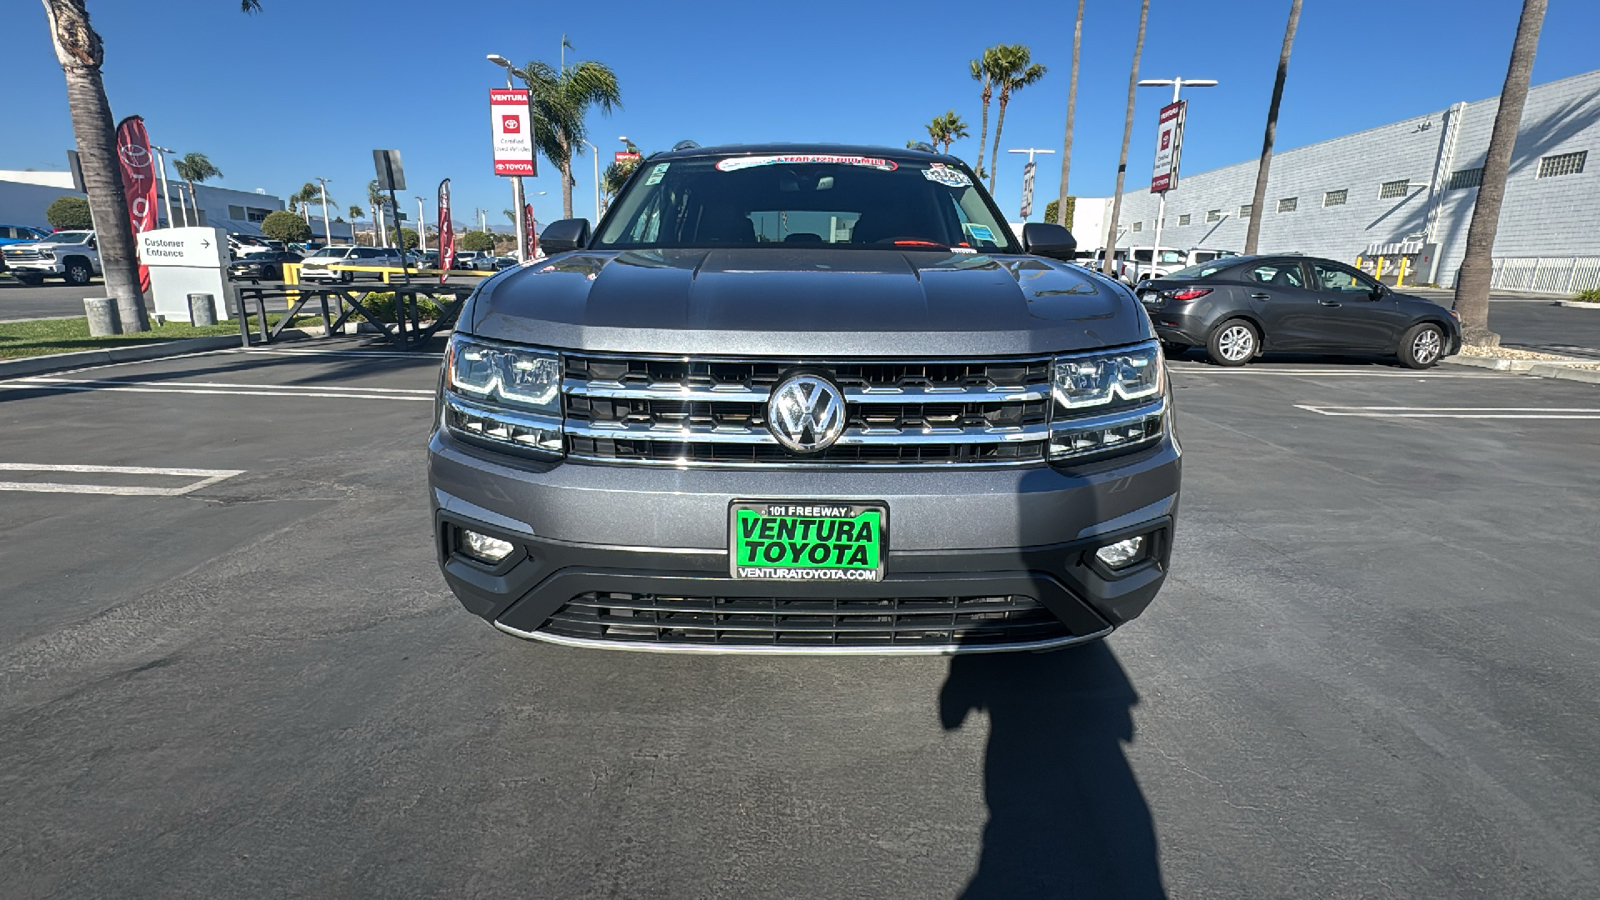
460,529,514,563
1095,536,1146,569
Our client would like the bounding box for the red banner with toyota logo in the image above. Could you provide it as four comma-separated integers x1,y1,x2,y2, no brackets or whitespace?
115,115,158,291
437,178,455,283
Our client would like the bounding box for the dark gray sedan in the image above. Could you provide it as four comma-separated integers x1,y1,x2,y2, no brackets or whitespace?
1137,255,1461,368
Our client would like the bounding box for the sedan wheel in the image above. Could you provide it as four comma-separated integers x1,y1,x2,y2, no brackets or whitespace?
1399,323,1445,369
1208,319,1259,367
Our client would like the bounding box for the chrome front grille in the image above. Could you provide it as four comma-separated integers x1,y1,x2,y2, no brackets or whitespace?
562,353,1053,466
2,248,46,261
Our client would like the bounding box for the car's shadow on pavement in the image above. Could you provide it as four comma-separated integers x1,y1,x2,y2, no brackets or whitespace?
940,642,1166,899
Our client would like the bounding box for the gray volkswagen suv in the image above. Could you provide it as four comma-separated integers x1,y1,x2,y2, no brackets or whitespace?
429,143,1181,653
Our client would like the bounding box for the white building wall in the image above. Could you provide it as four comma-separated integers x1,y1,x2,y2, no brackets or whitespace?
1108,69,1600,285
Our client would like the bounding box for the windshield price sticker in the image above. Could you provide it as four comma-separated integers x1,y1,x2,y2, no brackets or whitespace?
730,501,887,581
715,155,899,173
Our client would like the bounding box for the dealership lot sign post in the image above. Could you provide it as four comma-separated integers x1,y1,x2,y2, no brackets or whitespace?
139,226,233,323
1149,100,1186,271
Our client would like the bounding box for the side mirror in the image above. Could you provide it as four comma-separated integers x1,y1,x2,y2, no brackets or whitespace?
1021,222,1077,261
1370,283,1387,300
540,218,591,255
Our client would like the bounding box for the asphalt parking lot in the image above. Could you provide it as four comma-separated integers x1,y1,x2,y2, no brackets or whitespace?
2,342,1598,898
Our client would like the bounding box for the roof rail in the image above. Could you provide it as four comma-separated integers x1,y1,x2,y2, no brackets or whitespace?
671,140,701,151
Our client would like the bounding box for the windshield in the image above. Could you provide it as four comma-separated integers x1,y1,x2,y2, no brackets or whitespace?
595,154,1018,252
49,231,92,244
310,247,348,258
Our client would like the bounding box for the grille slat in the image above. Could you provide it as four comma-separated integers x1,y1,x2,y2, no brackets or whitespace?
564,353,1053,467
540,592,1074,647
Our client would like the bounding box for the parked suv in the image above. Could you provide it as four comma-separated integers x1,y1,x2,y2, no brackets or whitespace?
1,230,101,285
430,143,1181,654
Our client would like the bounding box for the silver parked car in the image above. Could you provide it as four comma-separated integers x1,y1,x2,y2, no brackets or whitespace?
299,246,406,282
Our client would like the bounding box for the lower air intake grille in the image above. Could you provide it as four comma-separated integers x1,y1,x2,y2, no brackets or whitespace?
539,592,1074,648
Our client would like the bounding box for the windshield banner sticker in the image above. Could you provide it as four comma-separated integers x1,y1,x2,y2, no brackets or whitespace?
922,164,972,188
715,155,899,173
644,163,670,185
963,223,996,243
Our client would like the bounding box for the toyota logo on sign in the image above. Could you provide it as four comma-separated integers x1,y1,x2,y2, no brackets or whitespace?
118,143,151,171
502,115,520,133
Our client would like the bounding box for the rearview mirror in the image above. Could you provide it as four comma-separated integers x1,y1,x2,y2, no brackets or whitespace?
540,218,591,255
1021,222,1077,261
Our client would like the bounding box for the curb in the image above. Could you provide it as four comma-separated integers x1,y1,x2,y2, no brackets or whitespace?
1527,363,1600,384
0,335,240,380
1443,356,1539,372
1555,300,1600,310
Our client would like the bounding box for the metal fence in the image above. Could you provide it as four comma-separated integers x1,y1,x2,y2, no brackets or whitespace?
1477,257,1600,294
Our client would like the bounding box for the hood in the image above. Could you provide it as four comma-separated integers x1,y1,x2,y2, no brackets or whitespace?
469,248,1150,356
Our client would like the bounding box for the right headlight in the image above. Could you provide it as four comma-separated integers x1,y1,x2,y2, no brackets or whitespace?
1048,341,1168,461
441,333,563,458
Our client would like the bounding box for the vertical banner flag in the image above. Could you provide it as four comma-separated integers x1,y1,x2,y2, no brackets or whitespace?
1150,101,1187,193
437,179,455,284
115,115,158,291
490,89,536,176
524,203,537,258
1020,161,1037,219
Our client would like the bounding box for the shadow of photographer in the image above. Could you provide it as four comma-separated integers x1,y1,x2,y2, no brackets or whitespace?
940,642,1166,899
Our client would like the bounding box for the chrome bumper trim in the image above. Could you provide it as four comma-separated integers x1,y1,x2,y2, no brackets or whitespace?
492,620,1112,655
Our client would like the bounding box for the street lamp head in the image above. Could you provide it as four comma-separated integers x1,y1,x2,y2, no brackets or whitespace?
1137,79,1174,86
486,54,511,67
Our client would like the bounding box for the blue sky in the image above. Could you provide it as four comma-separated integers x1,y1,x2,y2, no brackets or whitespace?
5,0,1595,230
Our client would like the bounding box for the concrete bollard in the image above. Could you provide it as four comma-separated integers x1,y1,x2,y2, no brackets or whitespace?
187,292,218,327
84,297,121,336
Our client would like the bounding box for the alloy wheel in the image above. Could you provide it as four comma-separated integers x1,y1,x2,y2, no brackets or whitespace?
1412,328,1442,365
1218,325,1255,361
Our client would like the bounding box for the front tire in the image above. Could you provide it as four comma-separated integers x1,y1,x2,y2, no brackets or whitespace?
1399,323,1445,369
1207,319,1259,367
64,261,93,286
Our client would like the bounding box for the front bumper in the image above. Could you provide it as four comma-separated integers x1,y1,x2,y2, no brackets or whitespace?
429,427,1181,654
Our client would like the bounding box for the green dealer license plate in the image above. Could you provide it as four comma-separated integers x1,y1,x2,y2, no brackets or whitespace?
729,501,887,581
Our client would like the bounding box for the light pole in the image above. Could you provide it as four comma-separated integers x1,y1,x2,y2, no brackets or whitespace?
315,176,333,246
415,196,427,252
1006,148,1056,221
151,145,175,228
487,54,531,262
1136,77,1217,275
583,140,602,221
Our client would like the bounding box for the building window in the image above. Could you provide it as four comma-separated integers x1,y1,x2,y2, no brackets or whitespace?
1238,204,1253,217
228,205,246,219
1132,221,1142,232
1177,213,1191,226
1277,197,1298,213
1323,189,1347,207
1537,151,1587,178
1206,209,1223,223
246,207,270,223
1448,168,1484,190
1379,179,1410,199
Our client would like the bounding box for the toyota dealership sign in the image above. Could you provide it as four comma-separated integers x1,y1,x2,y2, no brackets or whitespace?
489,89,535,176
1150,100,1186,193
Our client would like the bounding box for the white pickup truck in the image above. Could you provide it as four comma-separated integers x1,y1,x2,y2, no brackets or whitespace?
0,230,102,285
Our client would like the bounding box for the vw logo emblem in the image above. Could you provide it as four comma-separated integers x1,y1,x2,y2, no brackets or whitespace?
767,373,846,453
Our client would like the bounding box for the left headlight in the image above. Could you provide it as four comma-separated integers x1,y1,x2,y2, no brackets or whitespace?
1048,341,1167,461
442,334,563,457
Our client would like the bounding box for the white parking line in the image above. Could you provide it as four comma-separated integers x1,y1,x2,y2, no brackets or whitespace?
232,346,444,360
1296,405,1600,419
1170,365,1503,379
0,463,245,496
1,377,432,402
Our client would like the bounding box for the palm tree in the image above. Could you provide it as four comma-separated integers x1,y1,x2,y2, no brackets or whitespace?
348,205,364,245
969,47,999,178
1103,0,1150,277
1454,0,1548,348
984,45,1047,193
1244,0,1303,255
1057,0,1086,228
173,152,222,221
923,111,969,155
367,180,387,246
603,155,640,198
40,1,261,330
517,49,622,219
